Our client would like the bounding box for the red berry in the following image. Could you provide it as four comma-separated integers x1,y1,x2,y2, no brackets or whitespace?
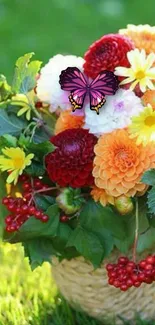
21,204,29,214
133,281,141,287
113,280,120,288
144,264,153,271
138,273,145,282
22,182,31,191
41,215,49,222
23,192,32,201
34,179,43,189
146,256,155,265
7,203,16,212
126,279,133,287
2,197,9,205
5,215,13,225
28,206,36,215
118,257,129,265
34,210,43,219
120,284,128,291
60,215,69,223
108,277,114,285
139,260,146,269
106,264,114,271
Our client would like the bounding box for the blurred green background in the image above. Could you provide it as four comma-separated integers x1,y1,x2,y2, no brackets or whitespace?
1,0,155,80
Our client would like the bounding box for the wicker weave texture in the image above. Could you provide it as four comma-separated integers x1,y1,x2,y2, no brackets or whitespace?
52,254,155,323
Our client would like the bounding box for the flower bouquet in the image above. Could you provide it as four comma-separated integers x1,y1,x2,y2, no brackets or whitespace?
1,24,155,321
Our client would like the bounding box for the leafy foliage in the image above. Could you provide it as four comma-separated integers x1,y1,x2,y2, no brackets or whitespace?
147,187,155,214
141,169,155,186
0,110,26,136
0,175,8,238
23,238,56,270
67,226,103,268
12,53,42,94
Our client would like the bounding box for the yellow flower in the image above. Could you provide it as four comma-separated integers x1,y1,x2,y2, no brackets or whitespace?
129,105,155,145
11,91,35,121
0,147,34,184
115,49,155,92
119,24,155,54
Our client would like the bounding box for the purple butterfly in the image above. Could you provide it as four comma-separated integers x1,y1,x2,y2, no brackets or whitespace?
59,67,119,114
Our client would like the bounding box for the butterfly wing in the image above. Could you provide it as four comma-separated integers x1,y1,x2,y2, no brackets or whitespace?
59,67,87,111
89,70,119,114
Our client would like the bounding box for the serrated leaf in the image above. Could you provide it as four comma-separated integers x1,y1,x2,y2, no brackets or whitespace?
27,141,55,158
23,238,56,270
0,110,26,136
34,194,55,211
141,169,155,186
80,199,126,240
25,161,45,177
147,187,155,214
12,53,42,94
67,226,103,267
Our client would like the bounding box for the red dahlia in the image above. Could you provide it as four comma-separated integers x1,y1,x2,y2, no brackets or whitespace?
83,34,134,79
46,128,97,188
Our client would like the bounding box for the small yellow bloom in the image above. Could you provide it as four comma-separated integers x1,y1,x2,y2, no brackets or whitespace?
115,49,155,92
129,105,155,146
0,147,34,184
11,91,35,121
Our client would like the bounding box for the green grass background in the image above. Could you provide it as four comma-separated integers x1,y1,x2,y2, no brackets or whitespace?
1,0,155,324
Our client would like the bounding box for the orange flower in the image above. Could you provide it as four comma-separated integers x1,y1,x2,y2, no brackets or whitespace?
91,186,114,206
142,90,155,108
55,109,84,135
93,129,155,197
119,24,155,54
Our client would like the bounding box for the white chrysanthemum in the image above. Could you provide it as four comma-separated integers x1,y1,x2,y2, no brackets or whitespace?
84,89,144,136
37,54,84,112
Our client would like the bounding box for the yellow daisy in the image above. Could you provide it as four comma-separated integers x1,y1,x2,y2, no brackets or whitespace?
0,147,34,184
129,105,155,145
115,49,155,92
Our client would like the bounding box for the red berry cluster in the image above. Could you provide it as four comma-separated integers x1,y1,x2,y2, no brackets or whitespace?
3,197,49,233
20,174,49,201
2,175,51,233
106,255,155,291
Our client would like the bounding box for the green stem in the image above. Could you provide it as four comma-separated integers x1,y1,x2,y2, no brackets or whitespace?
133,199,139,263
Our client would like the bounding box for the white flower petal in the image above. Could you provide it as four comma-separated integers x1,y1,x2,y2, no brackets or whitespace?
37,54,84,111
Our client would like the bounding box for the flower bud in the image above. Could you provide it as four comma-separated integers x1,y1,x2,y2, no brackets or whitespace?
56,187,85,215
114,195,134,215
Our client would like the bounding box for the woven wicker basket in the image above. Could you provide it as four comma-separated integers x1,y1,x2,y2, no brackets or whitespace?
52,251,155,324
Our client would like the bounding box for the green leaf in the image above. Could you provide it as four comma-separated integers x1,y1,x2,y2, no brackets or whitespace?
80,199,126,240
0,175,8,238
27,141,55,158
0,110,26,136
33,128,50,143
0,74,11,102
141,169,155,186
0,134,17,153
34,194,55,211
137,227,155,253
147,187,155,214
67,226,103,267
12,53,42,94
15,204,60,240
25,161,45,177
23,238,56,270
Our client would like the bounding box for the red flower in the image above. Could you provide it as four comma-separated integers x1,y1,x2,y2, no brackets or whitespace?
46,129,97,188
83,34,134,79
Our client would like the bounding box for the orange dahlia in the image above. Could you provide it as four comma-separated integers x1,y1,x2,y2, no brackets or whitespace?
119,24,155,54
91,186,114,206
55,109,84,135
142,90,155,108
93,129,155,197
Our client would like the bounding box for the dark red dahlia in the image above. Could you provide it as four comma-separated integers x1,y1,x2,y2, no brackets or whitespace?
46,128,97,188
84,34,134,79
